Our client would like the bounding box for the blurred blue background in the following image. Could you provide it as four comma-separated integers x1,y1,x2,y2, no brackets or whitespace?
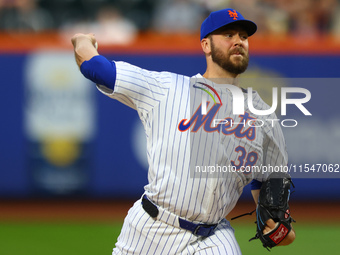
1,51,340,201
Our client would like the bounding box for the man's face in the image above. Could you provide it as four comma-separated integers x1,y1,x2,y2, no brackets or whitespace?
209,26,249,75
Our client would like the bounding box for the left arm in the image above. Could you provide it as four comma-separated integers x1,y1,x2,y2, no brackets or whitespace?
251,189,260,205
254,113,295,247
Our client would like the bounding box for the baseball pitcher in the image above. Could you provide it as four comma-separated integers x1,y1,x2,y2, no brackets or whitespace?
71,8,296,254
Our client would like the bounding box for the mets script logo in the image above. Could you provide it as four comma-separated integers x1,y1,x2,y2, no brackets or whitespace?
228,10,238,20
177,82,256,141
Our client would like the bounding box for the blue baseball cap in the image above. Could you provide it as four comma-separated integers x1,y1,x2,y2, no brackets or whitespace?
200,9,257,40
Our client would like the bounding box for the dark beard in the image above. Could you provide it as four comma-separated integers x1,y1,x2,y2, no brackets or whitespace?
210,39,249,75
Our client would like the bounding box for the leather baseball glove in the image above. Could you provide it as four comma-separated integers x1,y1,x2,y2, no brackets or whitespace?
250,172,295,250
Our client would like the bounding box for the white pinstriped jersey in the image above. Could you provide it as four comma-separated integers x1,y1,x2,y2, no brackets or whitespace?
98,61,288,225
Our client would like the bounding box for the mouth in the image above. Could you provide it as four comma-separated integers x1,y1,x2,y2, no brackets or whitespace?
231,51,244,56
232,53,242,57
230,48,245,56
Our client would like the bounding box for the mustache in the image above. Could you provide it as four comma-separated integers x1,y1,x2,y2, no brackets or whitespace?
229,47,247,55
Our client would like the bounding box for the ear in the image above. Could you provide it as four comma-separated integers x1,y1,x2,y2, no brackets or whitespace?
201,37,211,55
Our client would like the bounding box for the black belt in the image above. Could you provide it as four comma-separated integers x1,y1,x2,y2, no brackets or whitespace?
142,195,217,237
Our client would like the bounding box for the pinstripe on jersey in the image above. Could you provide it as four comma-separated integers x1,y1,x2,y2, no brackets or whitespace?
97,61,288,254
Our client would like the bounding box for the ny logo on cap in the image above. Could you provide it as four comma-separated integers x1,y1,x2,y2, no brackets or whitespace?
228,10,238,20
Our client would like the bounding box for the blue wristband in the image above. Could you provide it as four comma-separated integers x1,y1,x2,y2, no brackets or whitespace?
250,179,262,190
80,55,116,90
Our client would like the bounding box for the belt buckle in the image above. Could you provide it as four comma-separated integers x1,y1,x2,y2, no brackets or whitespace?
193,224,217,236
193,225,202,235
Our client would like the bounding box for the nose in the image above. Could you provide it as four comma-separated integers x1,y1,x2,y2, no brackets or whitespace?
233,33,243,46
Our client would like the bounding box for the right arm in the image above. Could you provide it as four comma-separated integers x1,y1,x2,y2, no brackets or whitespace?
71,33,99,68
71,33,116,91
71,34,172,113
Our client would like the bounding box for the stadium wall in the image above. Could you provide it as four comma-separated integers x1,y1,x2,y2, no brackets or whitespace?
0,33,339,200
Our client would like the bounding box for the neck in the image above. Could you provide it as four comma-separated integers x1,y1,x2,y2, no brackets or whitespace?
202,64,240,86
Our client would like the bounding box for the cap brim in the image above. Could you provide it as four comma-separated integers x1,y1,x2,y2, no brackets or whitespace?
225,19,257,36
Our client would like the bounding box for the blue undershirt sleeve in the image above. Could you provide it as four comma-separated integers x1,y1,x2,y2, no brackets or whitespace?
80,55,116,90
251,179,262,190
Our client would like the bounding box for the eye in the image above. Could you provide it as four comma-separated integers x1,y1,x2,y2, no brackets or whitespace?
241,34,248,40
